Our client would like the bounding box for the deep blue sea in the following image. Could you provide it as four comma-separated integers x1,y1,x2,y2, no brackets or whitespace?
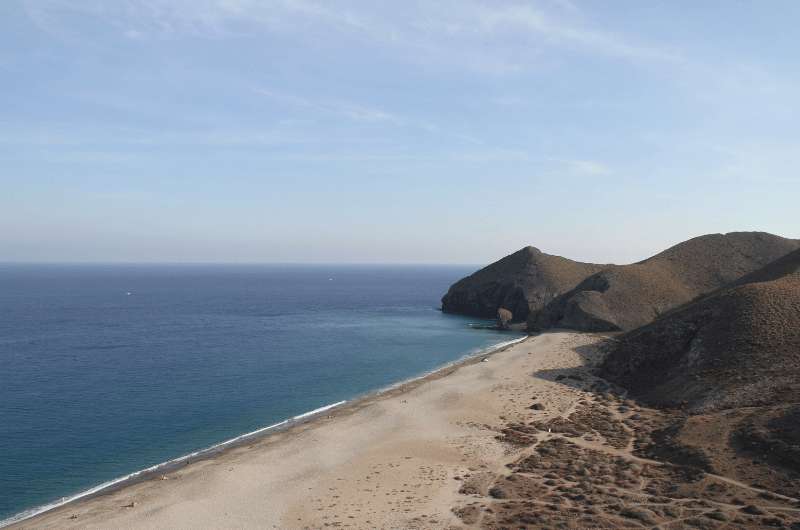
0,264,521,523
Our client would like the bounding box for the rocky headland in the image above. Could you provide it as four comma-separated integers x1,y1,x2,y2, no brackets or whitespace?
441,246,606,324
442,232,799,332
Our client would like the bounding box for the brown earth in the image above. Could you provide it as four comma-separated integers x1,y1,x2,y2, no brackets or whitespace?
441,246,606,322
529,231,800,332
457,244,800,529
454,348,800,530
566,248,800,529
600,247,800,411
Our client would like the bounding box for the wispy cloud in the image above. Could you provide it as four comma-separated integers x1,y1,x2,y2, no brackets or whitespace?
449,148,531,163
709,142,800,184
535,157,614,176
490,95,530,107
414,2,681,65
563,159,613,176
22,0,381,41
0,124,391,149
253,88,403,125
23,0,682,71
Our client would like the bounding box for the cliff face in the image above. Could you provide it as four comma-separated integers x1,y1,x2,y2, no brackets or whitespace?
601,248,800,412
441,246,605,322
529,232,800,332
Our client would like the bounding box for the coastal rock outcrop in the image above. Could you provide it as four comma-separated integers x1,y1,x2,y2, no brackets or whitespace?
441,246,606,322
530,232,800,332
496,308,513,330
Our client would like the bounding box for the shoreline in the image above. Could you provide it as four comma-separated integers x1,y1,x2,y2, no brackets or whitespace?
10,331,800,528
1,334,527,528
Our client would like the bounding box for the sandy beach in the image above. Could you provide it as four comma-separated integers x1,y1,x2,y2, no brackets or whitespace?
9,332,600,529
13,330,800,529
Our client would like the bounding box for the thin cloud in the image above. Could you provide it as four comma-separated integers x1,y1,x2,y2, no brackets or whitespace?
23,0,381,40
0,125,391,148
253,88,404,125
409,1,683,66
566,159,613,176
710,142,800,184
251,88,458,140
544,157,613,176
23,0,683,69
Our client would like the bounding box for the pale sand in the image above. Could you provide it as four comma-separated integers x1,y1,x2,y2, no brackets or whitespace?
13,331,604,529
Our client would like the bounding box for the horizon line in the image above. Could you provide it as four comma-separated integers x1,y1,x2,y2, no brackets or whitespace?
0,260,482,267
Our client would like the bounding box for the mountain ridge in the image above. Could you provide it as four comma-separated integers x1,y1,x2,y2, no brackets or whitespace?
528,231,800,331
600,246,800,412
442,231,800,332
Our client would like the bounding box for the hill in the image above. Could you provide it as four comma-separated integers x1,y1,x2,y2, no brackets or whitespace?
440,246,605,322
601,247,800,412
599,249,800,497
530,232,800,332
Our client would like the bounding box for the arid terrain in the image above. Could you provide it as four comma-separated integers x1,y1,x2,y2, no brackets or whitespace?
531,231,799,332
455,338,800,529
441,231,799,332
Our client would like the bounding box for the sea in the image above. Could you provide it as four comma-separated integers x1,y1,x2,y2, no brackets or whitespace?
0,264,523,524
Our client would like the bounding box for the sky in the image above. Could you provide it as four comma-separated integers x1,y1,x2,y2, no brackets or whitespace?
1,0,799,265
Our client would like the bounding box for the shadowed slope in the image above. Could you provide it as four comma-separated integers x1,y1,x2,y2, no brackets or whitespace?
441,246,605,321
530,232,800,332
601,247,800,412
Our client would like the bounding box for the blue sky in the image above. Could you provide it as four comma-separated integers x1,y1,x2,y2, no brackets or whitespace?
1,1,798,264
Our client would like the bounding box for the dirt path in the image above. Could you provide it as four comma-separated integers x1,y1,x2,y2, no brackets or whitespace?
452,334,800,529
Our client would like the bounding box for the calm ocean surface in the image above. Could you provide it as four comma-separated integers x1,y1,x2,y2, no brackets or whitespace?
0,264,521,522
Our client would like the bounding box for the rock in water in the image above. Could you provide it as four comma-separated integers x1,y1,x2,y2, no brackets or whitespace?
497,307,513,329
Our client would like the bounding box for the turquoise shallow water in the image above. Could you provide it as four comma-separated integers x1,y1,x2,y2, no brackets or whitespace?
0,264,522,523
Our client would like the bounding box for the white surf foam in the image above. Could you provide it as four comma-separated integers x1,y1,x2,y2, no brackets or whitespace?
1,335,527,528
0,400,347,528
369,334,528,395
